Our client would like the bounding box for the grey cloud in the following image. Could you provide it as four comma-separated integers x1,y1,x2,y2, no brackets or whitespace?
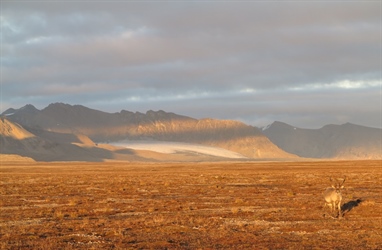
1,1,380,128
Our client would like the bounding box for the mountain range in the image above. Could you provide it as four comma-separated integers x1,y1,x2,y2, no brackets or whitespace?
262,121,381,159
1,103,381,161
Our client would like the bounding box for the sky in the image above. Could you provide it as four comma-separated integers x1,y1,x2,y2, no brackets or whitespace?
1,1,381,129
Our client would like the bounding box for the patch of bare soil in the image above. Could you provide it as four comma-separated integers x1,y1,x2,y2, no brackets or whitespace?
0,160,381,249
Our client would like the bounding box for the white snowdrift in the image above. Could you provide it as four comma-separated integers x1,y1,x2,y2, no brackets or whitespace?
111,140,247,159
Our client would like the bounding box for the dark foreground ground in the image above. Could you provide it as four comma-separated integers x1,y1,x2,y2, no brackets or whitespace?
0,160,381,249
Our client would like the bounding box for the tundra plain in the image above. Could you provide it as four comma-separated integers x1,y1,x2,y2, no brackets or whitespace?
1,160,381,249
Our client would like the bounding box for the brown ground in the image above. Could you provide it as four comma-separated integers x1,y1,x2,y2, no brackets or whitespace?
0,160,381,249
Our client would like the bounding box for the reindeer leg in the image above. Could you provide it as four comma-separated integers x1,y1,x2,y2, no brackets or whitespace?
338,202,342,218
326,203,336,219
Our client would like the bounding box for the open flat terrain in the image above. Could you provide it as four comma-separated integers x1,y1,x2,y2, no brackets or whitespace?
1,160,381,249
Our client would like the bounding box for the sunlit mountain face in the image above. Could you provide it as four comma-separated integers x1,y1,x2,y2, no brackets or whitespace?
2,103,381,161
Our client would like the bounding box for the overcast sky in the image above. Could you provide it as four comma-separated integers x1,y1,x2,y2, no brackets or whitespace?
1,1,381,128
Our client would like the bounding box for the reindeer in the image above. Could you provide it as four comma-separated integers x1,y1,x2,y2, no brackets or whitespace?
323,176,346,218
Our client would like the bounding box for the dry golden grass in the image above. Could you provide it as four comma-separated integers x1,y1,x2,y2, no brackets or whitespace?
0,160,381,249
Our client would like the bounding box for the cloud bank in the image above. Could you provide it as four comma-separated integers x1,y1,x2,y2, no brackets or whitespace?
1,1,380,128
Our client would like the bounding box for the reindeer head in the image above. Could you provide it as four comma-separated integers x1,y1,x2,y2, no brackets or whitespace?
330,176,346,192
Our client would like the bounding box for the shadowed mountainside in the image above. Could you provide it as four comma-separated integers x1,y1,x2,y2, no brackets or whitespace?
0,117,114,161
262,121,382,159
2,103,296,159
3,103,380,160
0,117,268,162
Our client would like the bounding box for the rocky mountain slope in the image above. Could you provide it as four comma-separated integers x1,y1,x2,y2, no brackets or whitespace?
262,121,382,159
3,103,380,160
1,117,248,162
0,117,112,161
2,103,296,160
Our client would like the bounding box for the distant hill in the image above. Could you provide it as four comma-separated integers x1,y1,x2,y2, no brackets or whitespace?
2,103,296,160
262,121,382,159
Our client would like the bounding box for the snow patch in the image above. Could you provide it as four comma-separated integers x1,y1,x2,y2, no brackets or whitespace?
111,140,247,159
261,124,272,131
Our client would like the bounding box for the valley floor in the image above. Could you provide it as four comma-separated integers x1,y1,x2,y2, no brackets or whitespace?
0,160,381,249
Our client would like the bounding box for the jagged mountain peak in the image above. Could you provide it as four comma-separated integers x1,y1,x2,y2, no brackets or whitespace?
43,102,100,113
20,104,38,111
145,109,194,121
45,102,70,108
1,108,17,116
1,104,39,116
262,121,299,132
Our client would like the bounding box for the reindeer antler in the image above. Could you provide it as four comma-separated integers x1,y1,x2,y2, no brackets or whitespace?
340,176,346,186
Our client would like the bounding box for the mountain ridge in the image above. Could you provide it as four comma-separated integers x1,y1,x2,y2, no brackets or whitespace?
262,121,381,159
2,103,296,160
1,117,250,162
2,103,381,160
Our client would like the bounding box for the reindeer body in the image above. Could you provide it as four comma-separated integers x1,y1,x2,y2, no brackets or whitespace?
324,187,342,216
323,177,346,218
